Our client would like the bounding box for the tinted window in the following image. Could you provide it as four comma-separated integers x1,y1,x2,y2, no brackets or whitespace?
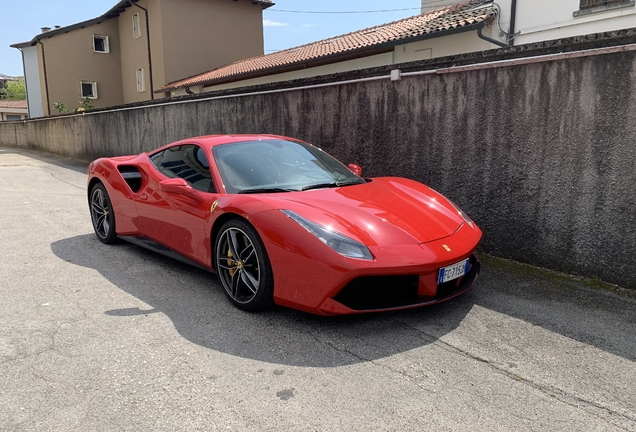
212,139,364,194
150,145,215,193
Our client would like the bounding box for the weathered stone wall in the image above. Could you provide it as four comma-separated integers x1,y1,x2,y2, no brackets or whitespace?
2,46,635,289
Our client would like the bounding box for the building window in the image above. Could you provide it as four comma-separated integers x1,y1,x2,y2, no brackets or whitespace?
6,115,22,121
81,81,98,99
579,0,632,9
93,35,109,53
132,13,141,39
136,68,146,93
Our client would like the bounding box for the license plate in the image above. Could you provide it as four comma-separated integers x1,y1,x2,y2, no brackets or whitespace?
438,259,470,284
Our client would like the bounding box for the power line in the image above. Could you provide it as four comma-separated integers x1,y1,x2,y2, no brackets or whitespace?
266,8,421,14
264,1,467,14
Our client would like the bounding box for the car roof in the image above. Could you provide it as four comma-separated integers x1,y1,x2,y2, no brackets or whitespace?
170,134,298,149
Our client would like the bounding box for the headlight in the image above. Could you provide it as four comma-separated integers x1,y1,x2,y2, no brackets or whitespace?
447,199,474,229
281,210,373,260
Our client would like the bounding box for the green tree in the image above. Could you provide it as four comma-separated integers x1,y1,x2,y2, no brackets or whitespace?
0,78,26,100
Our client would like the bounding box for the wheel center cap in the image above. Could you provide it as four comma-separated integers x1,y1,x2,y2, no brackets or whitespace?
237,261,244,270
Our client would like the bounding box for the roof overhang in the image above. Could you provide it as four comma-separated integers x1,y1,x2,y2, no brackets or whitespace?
11,0,274,49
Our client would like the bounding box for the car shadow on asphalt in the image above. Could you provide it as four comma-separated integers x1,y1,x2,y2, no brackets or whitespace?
51,234,636,367
51,234,478,367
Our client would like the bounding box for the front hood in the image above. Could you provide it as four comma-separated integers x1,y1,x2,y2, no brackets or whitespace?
268,177,465,246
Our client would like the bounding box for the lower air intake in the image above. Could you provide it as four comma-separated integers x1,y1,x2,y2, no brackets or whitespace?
333,275,419,311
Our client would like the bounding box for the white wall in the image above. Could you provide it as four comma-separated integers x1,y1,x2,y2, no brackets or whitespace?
395,29,494,63
21,46,43,118
514,0,636,44
175,52,394,95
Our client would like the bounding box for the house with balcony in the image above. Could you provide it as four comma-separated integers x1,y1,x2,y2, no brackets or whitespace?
11,0,273,118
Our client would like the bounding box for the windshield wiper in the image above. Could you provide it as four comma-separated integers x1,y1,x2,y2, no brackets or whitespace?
301,181,363,191
237,187,296,194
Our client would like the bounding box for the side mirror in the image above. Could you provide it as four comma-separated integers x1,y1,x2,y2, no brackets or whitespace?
160,178,190,194
159,178,203,202
348,163,362,177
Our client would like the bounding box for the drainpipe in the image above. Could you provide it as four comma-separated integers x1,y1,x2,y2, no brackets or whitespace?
509,0,518,46
36,39,51,115
477,26,509,48
128,0,154,100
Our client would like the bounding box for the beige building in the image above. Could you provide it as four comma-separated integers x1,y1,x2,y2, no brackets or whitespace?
0,100,28,121
12,0,273,118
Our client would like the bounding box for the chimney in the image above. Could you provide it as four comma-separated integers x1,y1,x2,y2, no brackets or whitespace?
41,27,51,33
54,25,61,29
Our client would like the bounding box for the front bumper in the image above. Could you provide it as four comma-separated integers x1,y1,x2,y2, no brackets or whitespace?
319,254,480,314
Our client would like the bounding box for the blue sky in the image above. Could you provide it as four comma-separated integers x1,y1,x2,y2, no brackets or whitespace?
0,0,422,77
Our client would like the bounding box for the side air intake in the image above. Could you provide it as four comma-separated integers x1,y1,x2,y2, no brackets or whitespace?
117,166,143,193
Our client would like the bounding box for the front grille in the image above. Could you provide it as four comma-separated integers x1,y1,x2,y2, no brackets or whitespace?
333,275,419,311
332,255,481,311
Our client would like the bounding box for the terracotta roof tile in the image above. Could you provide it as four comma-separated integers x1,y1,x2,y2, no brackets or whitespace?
159,1,495,92
0,100,27,109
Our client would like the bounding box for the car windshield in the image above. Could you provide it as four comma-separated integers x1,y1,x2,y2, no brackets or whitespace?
212,139,365,194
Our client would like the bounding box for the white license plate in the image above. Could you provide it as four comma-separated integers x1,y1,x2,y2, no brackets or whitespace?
438,259,470,284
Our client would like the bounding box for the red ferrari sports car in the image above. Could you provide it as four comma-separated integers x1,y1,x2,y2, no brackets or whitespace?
88,134,481,315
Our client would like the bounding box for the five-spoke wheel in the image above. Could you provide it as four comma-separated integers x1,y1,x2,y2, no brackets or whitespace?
215,219,273,311
90,183,118,244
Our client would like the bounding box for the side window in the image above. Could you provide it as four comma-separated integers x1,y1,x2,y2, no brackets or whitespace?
150,145,215,193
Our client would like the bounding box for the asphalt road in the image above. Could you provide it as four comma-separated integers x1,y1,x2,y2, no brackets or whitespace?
0,146,635,432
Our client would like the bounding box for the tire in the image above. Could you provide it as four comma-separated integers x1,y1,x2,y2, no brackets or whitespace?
89,182,118,244
215,218,274,311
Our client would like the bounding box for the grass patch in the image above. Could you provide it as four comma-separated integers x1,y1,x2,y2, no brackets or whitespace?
477,252,636,300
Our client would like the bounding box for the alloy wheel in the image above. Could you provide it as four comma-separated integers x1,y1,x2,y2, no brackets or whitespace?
216,227,261,304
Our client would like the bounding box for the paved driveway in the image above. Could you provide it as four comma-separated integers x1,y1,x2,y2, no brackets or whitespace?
0,147,634,431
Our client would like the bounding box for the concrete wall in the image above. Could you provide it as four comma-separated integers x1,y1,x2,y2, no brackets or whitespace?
1,46,635,289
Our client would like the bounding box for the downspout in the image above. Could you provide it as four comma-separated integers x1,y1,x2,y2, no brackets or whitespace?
509,0,518,46
477,26,508,48
128,0,155,100
36,39,51,115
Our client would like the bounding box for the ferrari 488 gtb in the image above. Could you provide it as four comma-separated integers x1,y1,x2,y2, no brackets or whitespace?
88,135,481,315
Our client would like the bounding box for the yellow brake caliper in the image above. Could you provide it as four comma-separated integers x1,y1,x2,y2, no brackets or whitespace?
227,249,237,277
